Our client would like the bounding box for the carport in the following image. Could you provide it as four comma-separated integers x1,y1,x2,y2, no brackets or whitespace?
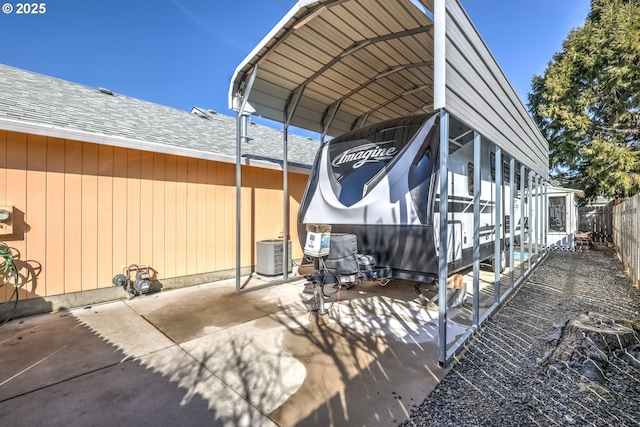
229,0,549,365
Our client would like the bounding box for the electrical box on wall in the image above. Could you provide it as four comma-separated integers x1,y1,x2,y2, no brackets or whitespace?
0,206,14,235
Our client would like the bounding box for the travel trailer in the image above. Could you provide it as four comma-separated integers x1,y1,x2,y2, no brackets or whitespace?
298,112,530,286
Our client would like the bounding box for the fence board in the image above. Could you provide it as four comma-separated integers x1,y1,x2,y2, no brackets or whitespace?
613,196,640,287
578,205,612,242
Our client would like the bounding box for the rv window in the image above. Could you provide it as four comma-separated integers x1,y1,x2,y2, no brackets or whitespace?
489,152,511,183
490,152,495,182
503,159,510,182
408,145,433,223
467,163,474,195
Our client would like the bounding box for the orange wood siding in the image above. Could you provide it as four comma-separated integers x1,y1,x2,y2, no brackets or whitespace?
45,139,66,298
0,131,308,301
7,132,28,300
64,140,82,294
163,155,177,279
0,131,6,302
97,145,115,291
111,147,128,283
81,143,99,290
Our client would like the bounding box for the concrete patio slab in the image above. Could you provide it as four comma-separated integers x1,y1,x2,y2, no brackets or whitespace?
0,266,521,426
0,312,123,401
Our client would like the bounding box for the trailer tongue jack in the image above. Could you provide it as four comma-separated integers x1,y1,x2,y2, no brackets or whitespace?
302,227,467,323
303,226,388,324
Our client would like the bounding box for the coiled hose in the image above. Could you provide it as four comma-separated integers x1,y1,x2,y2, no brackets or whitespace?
0,242,19,325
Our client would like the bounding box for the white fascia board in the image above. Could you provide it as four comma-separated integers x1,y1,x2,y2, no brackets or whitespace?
548,187,584,197
0,117,310,175
228,0,321,110
433,0,446,110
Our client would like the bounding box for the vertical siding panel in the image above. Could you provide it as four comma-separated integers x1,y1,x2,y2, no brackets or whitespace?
220,163,235,269
251,168,264,265
197,159,208,273
240,165,252,267
64,140,82,294
291,173,305,258
253,168,264,244
0,131,6,303
0,131,6,205
152,153,165,278
81,143,98,290
186,158,198,274
139,151,154,267
206,161,217,272
263,169,282,243
271,170,282,240
174,156,188,277
213,162,224,271
6,133,27,300
127,150,141,266
288,173,298,258
164,155,177,278
25,135,47,298
112,148,128,278
97,145,114,288
45,138,65,297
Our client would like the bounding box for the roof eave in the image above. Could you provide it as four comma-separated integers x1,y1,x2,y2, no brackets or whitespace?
228,0,323,111
0,116,311,175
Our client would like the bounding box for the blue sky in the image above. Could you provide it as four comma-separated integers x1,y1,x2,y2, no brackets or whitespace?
0,0,590,133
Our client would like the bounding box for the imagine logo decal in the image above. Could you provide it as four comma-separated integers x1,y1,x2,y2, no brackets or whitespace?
331,141,398,169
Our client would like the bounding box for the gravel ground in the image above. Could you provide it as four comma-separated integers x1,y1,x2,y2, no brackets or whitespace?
400,248,640,427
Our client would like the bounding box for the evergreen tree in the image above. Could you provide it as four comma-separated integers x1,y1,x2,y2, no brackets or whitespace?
528,0,640,200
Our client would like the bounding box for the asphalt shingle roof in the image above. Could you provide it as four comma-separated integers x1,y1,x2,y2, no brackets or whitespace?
0,63,319,168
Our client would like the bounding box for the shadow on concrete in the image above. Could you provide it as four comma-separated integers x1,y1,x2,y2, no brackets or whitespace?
264,282,456,426
0,311,248,427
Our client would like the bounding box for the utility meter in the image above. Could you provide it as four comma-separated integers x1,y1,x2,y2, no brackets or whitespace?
0,207,13,235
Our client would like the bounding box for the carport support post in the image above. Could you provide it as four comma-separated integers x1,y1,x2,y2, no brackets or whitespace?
472,131,481,327
520,164,525,278
509,157,515,287
438,109,450,364
235,112,248,292
282,87,305,280
543,180,548,250
535,175,540,258
494,147,502,303
233,66,258,293
282,125,290,280
528,172,533,268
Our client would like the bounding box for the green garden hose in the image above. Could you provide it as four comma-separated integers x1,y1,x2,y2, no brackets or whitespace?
0,241,19,325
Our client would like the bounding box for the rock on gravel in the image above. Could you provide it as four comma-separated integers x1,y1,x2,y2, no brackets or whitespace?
400,248,640,427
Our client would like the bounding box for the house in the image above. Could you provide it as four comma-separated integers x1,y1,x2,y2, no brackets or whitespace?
0,63,318,317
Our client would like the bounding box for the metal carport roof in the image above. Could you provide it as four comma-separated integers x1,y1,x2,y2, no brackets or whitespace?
229,0,548,177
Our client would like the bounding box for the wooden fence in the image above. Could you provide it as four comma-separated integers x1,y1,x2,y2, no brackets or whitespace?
612,196,640,287
578,204,613,243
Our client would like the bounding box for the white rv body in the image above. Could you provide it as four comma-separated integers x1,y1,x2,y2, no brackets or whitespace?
298,113,529,282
